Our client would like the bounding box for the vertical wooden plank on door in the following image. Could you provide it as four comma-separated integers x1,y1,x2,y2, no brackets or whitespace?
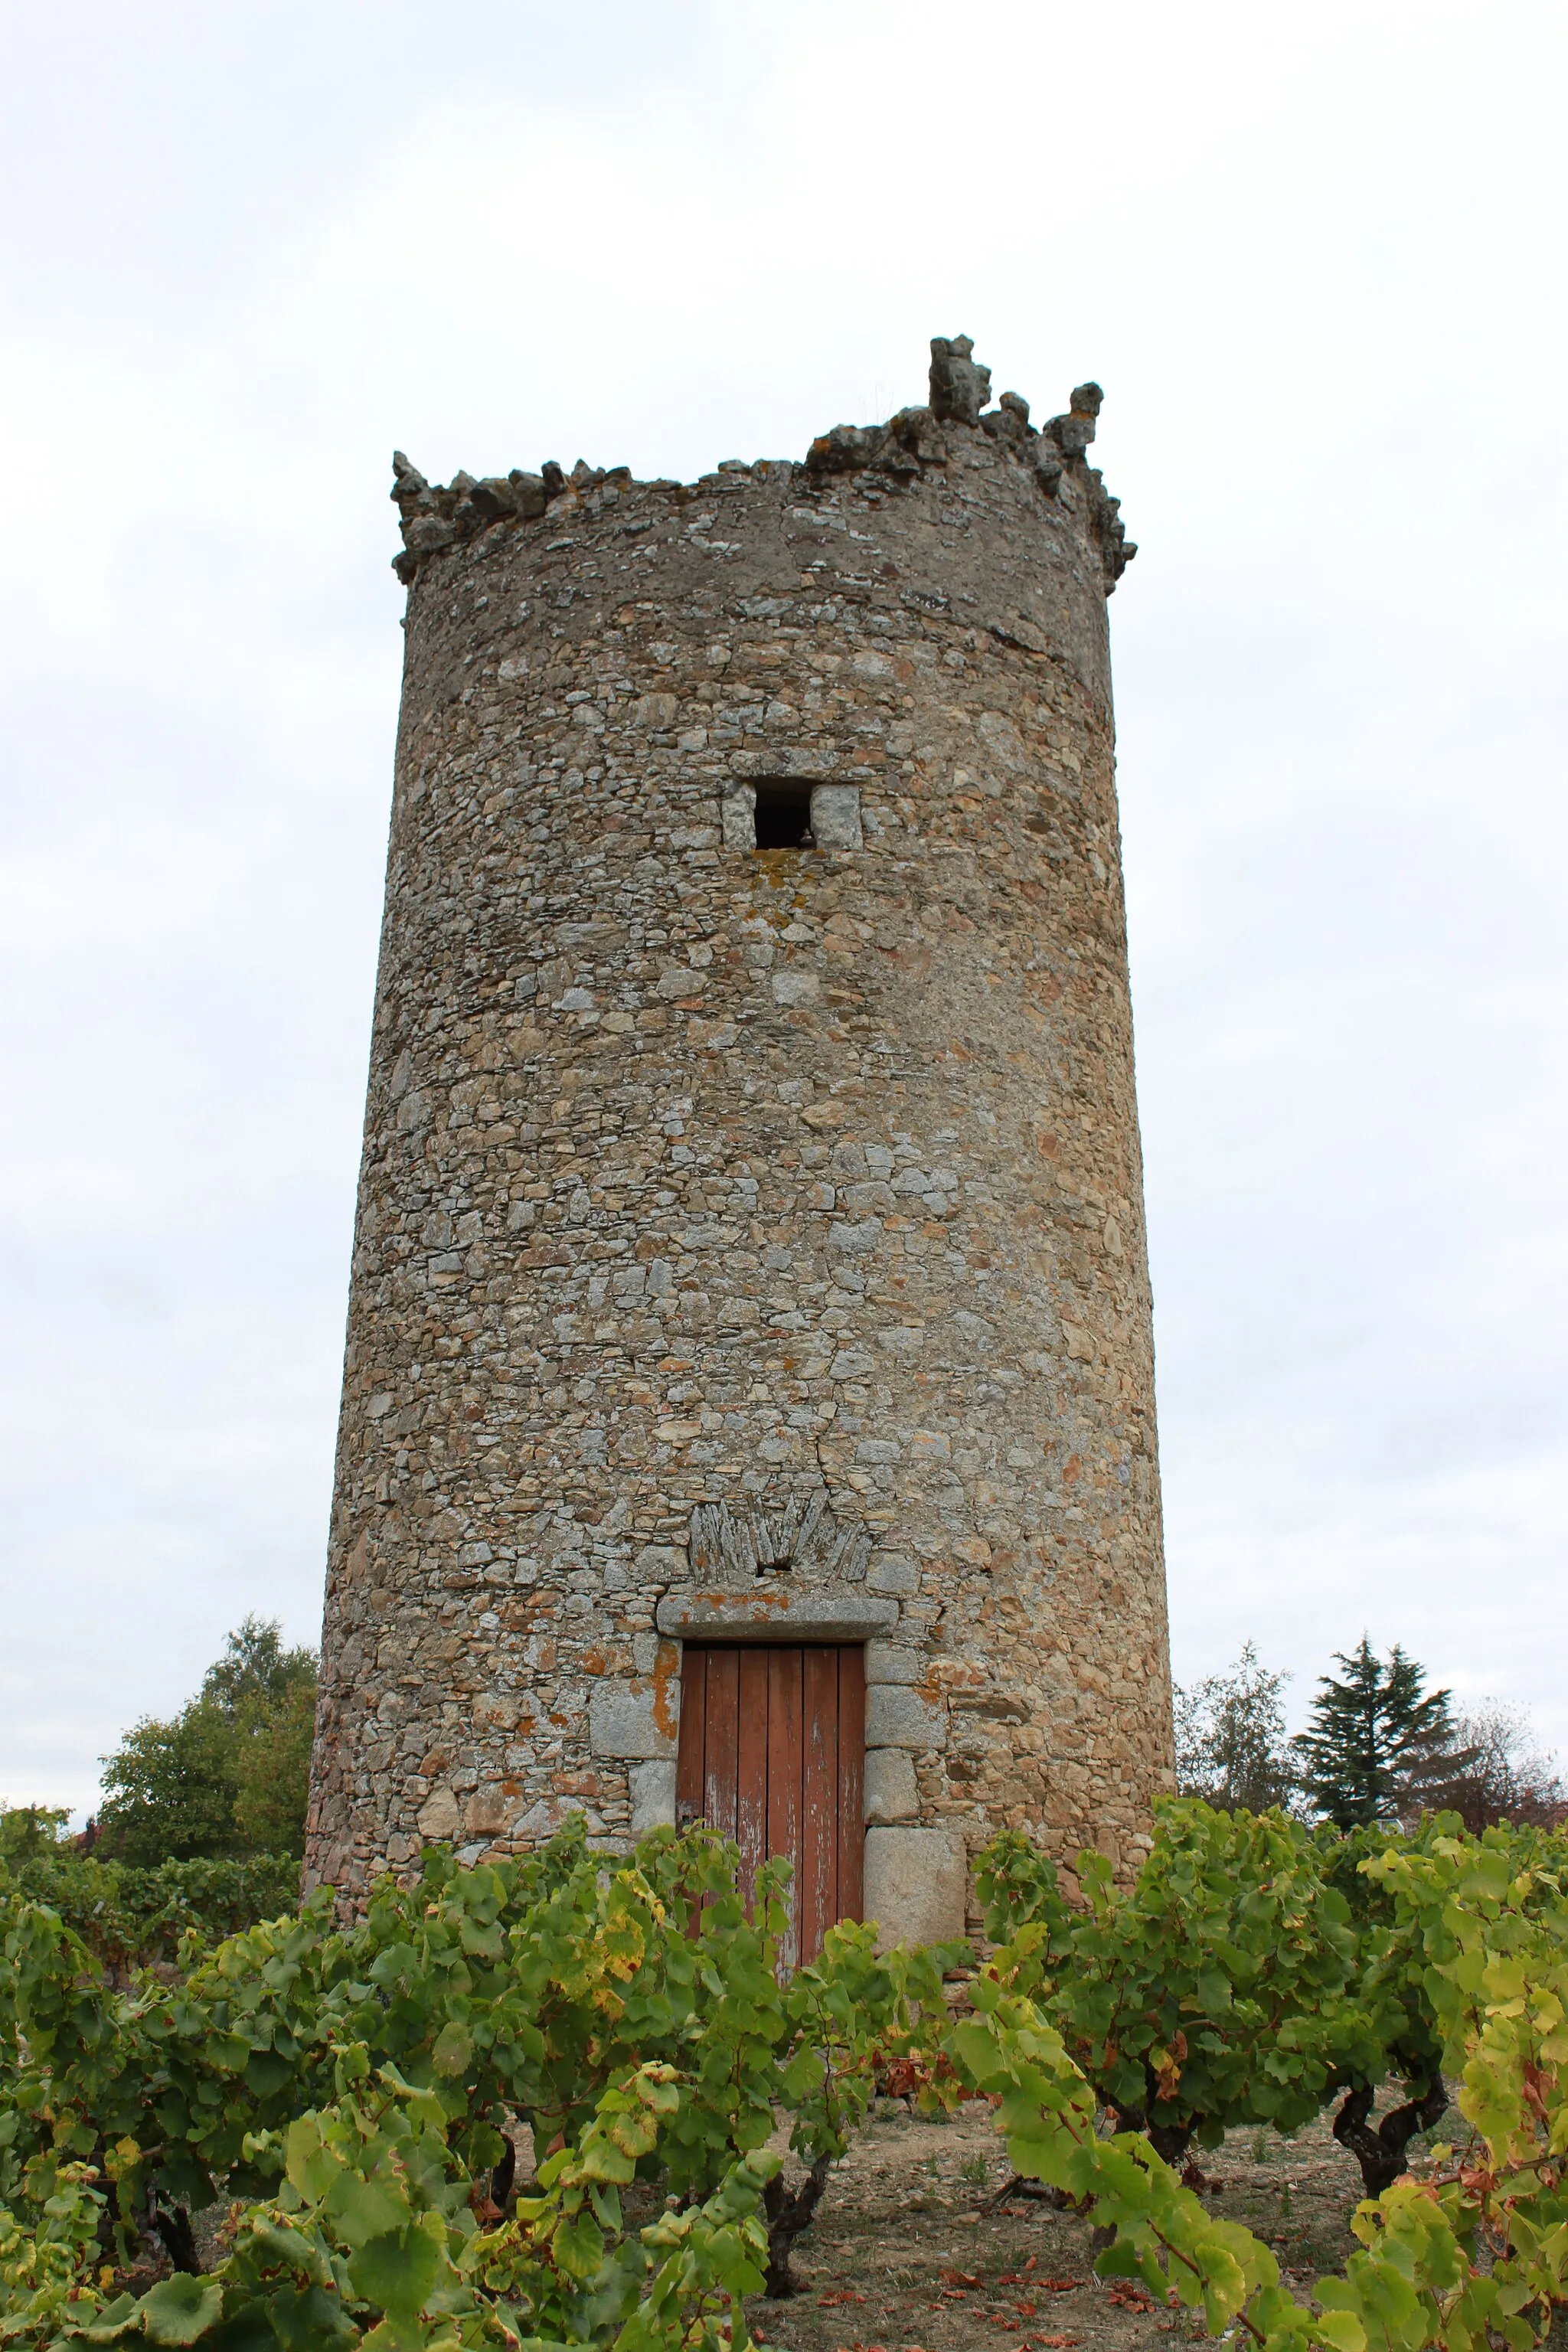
704,1648,740,1842
767,1648,803,1971
736,1648,769,1911
837,1645,865,1924
676,1647,707,1829
801,1645,839,1961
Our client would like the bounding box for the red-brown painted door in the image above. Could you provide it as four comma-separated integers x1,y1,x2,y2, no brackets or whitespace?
675,1643,864,1965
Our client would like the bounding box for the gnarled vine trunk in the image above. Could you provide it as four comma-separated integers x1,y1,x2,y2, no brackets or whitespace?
1332,2078,1448,2197
763,2156,832,2297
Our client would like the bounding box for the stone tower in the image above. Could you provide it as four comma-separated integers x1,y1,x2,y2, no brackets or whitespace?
305,335,1173,1947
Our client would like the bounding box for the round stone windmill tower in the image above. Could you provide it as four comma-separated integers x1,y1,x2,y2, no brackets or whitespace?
305,334,1173,1950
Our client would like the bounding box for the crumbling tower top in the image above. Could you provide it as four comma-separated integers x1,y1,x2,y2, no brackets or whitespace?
387,331,1133,600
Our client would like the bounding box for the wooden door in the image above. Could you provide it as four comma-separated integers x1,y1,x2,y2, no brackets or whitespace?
675,1643,864,1965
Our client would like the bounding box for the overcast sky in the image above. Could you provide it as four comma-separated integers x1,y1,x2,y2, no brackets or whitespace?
2,2,1564,1816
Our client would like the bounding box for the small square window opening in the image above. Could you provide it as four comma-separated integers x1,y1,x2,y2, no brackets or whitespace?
753,779,815,849
720,778,863,852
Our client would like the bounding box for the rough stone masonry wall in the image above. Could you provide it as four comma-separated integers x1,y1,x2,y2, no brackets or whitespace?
305,336,1174,1935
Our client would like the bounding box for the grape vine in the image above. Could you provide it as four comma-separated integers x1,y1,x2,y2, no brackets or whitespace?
1,1805,1563,2349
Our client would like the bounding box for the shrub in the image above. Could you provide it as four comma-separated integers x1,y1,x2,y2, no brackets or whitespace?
4,1809,1566,2349
0,1819,956,2341
0,1844,302,1974
977,1799,1374,2164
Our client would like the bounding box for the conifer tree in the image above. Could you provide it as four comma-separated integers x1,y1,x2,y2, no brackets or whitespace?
1294,1636,1471,1828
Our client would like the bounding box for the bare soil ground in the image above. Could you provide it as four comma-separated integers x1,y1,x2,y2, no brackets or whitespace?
740,2096,1429,2352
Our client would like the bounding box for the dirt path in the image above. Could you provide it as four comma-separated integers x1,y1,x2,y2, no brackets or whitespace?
746,2096,1406,2352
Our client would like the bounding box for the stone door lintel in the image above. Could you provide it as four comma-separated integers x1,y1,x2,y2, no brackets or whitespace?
654,1589,900,1643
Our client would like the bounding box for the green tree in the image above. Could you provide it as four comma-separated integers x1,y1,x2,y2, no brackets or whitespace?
1173,1641,1298,1814
97,1700,244,1864
199,1615,315,1715
231,1675,316,1855
1294,1635,1472,1828
207,1615,317,1858
0,1807,70,1863
96,1618,317,1864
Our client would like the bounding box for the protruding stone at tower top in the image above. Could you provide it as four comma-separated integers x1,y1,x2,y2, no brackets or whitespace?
928,333,993,423
307,337,1170,1944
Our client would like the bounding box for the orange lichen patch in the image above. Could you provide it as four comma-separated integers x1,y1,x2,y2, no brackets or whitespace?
652,1642,681,1740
